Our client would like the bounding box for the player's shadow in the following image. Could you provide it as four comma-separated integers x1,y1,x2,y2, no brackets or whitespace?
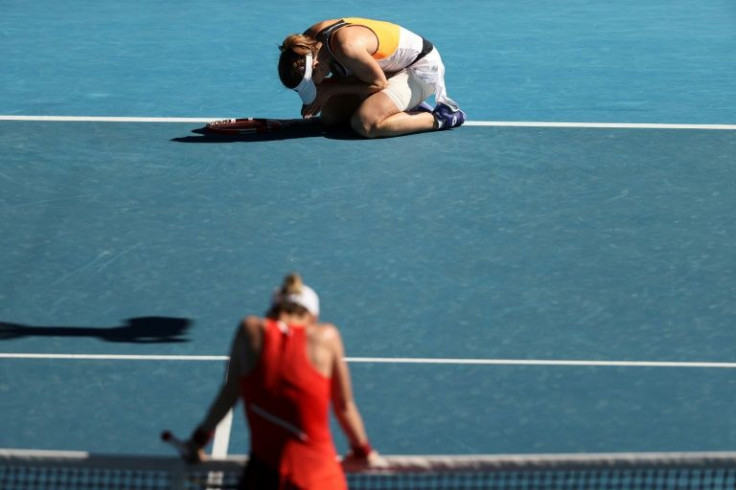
0,317,192,343
172,120,361,143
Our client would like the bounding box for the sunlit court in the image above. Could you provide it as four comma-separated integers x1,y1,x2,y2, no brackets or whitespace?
2,1,736,488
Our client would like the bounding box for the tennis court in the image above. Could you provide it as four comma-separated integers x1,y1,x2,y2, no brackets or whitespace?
2,0,736,473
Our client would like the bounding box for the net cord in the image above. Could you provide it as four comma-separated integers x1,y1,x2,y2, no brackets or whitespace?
4,450,736,473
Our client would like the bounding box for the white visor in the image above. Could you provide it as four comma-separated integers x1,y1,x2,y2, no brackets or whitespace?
294,52,317,104
271,284,320,317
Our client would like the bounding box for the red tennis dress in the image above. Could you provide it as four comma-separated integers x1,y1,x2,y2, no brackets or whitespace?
240,319,347,490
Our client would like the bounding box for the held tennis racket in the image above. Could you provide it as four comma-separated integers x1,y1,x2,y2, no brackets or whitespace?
161,430,207,465
162,431,234,489
161,430,192,458
195,117,319,135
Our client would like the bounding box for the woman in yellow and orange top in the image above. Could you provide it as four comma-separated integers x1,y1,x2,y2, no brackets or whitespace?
278,17,465,138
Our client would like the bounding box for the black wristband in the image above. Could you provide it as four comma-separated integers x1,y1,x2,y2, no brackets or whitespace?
351,441,372,458
190,427,213,449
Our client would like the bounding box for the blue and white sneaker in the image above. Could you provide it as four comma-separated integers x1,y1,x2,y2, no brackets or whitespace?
432,103,466,130
409,101,434,113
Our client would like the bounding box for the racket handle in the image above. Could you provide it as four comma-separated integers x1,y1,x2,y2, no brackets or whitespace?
161,430,193,460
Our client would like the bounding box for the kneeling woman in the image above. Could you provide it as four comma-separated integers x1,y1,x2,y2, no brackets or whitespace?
278,17,465,138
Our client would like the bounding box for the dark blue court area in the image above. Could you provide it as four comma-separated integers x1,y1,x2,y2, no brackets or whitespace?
2,0,736,459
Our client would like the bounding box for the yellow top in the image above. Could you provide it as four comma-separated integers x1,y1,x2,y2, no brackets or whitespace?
342,17,400,60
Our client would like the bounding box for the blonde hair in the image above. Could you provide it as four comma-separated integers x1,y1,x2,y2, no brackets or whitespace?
267,272,309,318
279,272,303,296
278,34,319,89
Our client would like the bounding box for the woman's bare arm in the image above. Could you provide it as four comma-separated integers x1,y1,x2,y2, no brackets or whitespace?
328,326,371,452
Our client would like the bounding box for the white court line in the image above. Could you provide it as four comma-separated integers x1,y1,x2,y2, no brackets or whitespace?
0,353,228,361
0,115,218,123
2,353,736,368
211,360,234,460
464,121,736,130
0,115,735,130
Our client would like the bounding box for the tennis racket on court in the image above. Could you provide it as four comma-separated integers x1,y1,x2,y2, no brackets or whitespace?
194,117,319,135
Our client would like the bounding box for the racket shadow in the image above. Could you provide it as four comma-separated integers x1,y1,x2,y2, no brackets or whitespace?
0,316,192,343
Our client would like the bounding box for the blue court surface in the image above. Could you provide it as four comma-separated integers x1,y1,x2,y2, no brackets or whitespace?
2,0,736,458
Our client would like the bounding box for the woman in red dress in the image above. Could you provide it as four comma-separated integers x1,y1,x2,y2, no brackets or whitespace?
185,273,376,489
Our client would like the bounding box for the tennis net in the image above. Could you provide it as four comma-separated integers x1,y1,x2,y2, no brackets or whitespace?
3,449,736,489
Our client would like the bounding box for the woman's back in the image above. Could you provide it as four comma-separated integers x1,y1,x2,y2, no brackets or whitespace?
183,273,370,490
239,318,346,489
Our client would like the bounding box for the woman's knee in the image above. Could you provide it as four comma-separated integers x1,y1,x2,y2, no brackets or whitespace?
350,112,382,138
351,92,404,138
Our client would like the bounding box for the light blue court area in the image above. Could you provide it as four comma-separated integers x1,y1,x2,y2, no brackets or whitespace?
2,0,736,460
4,359,736,456
2,0,735,123
2,121,736,455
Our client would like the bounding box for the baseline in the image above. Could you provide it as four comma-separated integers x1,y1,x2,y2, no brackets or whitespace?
1,115,735,130
2,353,736,369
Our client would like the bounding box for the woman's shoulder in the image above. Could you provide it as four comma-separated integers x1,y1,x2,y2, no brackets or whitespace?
241,315,263,327
304,19,341,37
240,315,265,335
308,321,341,343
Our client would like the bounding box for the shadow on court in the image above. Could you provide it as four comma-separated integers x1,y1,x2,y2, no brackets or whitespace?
0,317,192,343
172,122,362,143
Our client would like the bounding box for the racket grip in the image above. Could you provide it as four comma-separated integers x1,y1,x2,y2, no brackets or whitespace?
161,430,194,461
